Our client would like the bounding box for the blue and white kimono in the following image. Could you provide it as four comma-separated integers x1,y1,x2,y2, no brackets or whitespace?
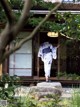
38,42,57,78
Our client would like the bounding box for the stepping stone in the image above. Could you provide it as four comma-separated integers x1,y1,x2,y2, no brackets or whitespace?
37,82,62,89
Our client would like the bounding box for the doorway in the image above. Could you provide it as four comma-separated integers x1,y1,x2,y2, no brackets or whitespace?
33,32,58,77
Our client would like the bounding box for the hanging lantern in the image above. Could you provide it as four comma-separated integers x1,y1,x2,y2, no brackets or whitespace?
47,32,58,37
43,0,62,3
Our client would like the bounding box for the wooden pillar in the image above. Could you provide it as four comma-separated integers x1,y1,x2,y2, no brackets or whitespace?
37,57,40,77
2,59,9,74
37,33,40,78
0,64,2,79
58,35,61,75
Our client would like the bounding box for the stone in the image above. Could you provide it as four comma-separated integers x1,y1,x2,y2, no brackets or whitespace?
29,82,62,100
29,86,62,100
0,100,7,106
37,82,62,90
14,86,30,97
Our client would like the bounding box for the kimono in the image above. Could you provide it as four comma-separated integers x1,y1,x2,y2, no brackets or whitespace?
38,42,57,78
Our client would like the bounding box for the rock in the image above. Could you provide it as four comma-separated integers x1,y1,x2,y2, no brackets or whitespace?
14,82,63,101
37,82,62,90
14,86,30,97
29,86,62,100
29,82,62,100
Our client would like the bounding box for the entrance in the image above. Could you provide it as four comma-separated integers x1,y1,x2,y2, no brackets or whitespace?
33,32,58,77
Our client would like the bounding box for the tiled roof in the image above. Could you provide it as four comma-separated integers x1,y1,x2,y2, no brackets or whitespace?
32,3,80,11
59,3,80,10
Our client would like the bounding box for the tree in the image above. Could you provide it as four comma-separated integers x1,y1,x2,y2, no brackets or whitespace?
0,0,61,64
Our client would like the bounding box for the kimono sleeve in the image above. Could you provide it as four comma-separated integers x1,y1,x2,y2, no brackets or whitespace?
38,46,44,61
52,47,57,59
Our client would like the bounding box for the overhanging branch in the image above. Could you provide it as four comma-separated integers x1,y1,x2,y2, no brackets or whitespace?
16,3,62,46
2,2,61,61
60,33,80,40
0,0,16,24
13,0,32,35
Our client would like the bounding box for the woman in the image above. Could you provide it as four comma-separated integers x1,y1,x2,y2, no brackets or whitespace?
38,42,58,82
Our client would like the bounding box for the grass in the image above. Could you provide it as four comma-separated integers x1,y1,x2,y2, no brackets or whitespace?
70,89,80,107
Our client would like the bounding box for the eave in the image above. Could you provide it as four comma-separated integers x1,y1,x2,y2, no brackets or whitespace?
31,3,80,14
59,3,80,10
30,10,80,14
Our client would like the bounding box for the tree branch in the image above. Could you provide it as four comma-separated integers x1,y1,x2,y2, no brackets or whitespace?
0,0,32,61
13,0,32,35
0,23,10,49
60,33,76,40
3,2,61,60
15,3,62,46
0,0,16,24
3,44,20,60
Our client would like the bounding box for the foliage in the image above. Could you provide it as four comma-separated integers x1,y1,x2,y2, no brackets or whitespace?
0,0,56,22
8,0,24,9
6,90,80,107
0,74,20,100
2,88,80,107
0,73,20,84
8,0,55,10
0,4,6,23
6,95,61,107
28,12,80,39
32,0,56,10
57,72,80,80
70,89,80,107
0,0,80,39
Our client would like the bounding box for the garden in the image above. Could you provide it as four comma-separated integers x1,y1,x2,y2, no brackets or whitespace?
0,0,80,106
0,74,80,107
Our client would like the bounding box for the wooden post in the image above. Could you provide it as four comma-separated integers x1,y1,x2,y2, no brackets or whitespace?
0,64,2,79
37,57,40,77
37,33,40,79
58,35,61,75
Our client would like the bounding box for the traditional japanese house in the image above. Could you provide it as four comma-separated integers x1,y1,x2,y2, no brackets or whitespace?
0,0,80,85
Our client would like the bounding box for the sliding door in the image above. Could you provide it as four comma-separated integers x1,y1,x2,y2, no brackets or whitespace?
9,40,32,77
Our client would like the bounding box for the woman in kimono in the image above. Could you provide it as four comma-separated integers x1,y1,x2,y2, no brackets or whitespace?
38,42,58,82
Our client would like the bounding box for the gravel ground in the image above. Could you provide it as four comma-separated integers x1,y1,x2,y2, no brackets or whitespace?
62,87,80,98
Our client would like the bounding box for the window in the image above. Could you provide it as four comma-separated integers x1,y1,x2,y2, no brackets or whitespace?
63,0,73,2
63,0,80,2
9,40,32,76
